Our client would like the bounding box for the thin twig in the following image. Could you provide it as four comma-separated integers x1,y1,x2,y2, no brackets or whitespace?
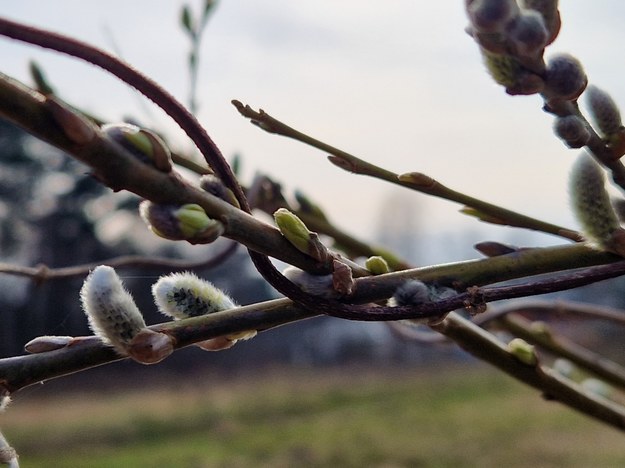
0,240,239,282
474,299,625,328
231,100,582,242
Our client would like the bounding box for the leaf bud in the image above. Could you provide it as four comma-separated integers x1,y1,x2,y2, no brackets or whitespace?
544,53,587,101
24,335,74,353
139,201,225,244
102,123,172,172
553,115,591,148
274,208,329,262
507,338,538,366
365,256,390,274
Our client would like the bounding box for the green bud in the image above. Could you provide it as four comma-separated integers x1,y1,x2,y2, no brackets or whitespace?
176,204,212,236
103,123,172,172
370,247,405,272
139,201,225,244
365,256,390,274
507,338,538,366
274,208,328,261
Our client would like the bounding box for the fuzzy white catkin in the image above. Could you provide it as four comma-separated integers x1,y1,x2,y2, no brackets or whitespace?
152,272,256,346
152,272,237,319
80,265,147,355
569,153,620,249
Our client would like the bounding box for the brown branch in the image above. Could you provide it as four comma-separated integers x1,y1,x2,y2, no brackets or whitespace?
0,240,239,282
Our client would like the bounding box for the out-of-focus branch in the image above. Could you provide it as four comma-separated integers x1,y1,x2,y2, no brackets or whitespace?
497,313,625,390
474,300,625,328
231,100,582,242
0,240,238,282
431,312,625,432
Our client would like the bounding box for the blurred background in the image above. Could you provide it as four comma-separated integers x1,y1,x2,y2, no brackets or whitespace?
2,2,625,465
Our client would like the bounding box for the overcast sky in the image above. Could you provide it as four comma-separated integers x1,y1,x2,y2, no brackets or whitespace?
1,2,625,263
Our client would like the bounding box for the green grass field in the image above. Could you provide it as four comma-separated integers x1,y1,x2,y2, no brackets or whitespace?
2,365,624,467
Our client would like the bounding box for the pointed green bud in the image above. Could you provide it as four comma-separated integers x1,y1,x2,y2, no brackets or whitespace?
585,85,623,137
176,203,212,237
569,153,623,253
102,123,172,172
553,115,591,149
545,53,587,101
507,338,538,366
365,256,390,274
274,208,329,262
139,201,225,244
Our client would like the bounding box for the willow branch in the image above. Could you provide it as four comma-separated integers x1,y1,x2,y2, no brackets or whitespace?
497,313,625,390
231,100,581,242
474,300,625,328
431,312,625,431
0,240,238,282
3,254,625,394
0,72,339,275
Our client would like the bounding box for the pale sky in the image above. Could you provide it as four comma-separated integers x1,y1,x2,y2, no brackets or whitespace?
1,2,625,263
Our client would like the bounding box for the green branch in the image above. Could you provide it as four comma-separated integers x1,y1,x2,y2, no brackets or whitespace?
232,100,581,242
